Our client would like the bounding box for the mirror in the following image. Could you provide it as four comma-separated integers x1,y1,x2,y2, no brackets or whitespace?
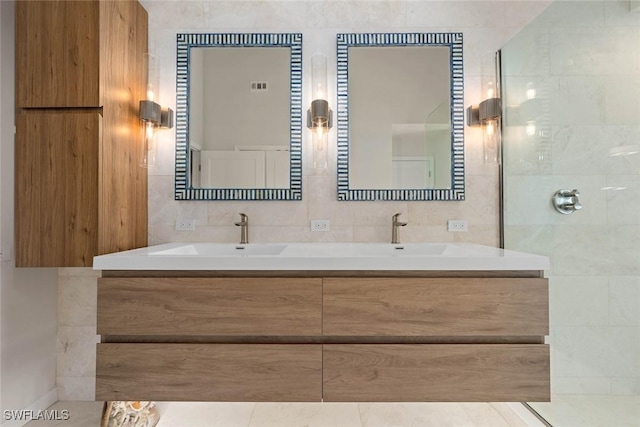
175,33,302,200
337,33,464,201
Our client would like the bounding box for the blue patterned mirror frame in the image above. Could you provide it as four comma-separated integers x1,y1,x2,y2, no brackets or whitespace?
175,33,303,200
336,33,464,201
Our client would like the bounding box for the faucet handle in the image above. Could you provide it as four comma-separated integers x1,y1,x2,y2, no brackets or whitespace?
559,189,580,198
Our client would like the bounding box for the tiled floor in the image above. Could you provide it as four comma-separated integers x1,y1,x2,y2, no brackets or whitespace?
24,401,541,427
529,394,640,427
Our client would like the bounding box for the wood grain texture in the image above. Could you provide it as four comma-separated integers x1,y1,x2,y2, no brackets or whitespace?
96,343,322,402
15,0,148,266
16,0,100,108
98,0,148,255
97,277,323,336
15,112,100,267
323,344,550,402
323,277,549,336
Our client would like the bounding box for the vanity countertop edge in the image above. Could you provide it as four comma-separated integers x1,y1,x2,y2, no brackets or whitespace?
93,242,550,271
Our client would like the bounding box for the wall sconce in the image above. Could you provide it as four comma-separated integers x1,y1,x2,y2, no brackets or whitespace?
307,53,332,170
139,53,173,168
466,52,502,165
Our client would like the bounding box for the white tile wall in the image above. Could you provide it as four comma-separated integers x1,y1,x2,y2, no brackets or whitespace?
56,268,100,401
502,0,640,396
57,0,549,400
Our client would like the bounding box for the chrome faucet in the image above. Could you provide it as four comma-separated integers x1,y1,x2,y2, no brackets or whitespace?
391,213,407,244
234,213,249,244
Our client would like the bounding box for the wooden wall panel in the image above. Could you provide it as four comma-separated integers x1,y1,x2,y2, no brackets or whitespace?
96,344,322,402
323,344,550,402
323,277,549,336
15,112,100,267
16,0,100,108
97,277,323,336
98,0,148,255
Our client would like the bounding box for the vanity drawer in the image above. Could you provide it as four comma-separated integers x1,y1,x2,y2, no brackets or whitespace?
323,344,550,402
97,277,322,336
323,277,548,336
96,343,322,401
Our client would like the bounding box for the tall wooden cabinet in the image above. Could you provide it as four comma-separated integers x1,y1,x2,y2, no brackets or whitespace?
15,0,149,267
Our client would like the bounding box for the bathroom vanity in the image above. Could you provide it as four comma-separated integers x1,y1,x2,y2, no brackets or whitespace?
93,243,550,402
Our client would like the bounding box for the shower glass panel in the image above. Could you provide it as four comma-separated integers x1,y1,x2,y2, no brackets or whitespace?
501,1,640,426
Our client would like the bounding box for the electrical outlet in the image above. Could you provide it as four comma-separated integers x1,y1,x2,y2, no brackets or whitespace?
0,246,11,262
311,219,330,232
176,218,196,231
447,220,468,232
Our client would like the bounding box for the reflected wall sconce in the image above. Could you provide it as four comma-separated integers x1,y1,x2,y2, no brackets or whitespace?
466,52,502,165
307,53,332,170
139,53,173,168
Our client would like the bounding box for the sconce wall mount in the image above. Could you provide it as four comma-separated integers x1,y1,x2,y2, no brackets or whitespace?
466,97,501,127
139,100,174,129
307,99,333,129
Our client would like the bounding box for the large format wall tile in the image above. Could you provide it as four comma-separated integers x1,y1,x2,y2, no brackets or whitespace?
550,276,609,327
608,276,640,327
605,77,640,125
58,274,97,327
56,327,99,378
551,126,640,175
526,1,605,28
549,27,640,76
550,76,606,126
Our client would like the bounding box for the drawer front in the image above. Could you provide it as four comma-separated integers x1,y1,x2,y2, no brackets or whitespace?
323,277,548,336
323,344,550,402
96,343,322,402
98,277,322,336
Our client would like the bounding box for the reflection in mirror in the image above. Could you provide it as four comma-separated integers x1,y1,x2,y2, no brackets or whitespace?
175,33,302,200
337,33,464,201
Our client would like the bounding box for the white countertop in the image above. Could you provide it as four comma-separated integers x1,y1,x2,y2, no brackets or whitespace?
93,242,550,271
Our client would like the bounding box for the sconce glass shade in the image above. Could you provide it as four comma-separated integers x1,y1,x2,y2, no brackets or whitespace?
312,126,328,170
483,118,500,165
140,119,158,168
479,51,501,165
481,51,499,100
311,53,328,102
308,53,332,130
308,53,331,170
144,53,159,102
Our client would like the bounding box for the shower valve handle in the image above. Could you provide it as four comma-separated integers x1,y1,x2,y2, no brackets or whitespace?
552,189,582,215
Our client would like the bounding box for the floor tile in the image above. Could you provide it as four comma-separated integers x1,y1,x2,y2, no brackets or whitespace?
248,403,362,427
529,394,640,427
156,402,255,427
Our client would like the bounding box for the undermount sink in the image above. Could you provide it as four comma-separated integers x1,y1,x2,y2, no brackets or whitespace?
149,243,287,256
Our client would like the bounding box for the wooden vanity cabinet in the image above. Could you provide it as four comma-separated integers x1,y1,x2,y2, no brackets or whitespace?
323,277,549,336
96,271,550,402
97,277,323,336
97,344,323,402
15,0,148,267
